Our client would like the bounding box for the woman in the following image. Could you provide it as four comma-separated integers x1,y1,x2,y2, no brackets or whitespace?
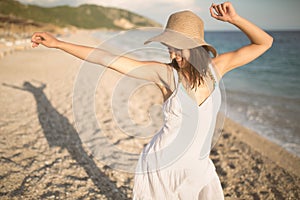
31,2,273,199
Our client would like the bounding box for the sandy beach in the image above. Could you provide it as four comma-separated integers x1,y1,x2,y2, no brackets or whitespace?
0,30,299,199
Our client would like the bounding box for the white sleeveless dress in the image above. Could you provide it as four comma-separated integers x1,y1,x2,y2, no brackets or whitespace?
133,64,224,200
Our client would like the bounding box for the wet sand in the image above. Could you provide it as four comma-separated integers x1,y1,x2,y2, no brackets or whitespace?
0,30,299,199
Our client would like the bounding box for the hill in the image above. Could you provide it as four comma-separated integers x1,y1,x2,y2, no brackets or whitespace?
0,0,161,30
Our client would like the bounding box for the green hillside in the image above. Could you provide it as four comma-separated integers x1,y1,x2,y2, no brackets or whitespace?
0,0,161,29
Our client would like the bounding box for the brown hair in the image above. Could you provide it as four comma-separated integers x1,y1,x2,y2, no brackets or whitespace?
171,46,215,91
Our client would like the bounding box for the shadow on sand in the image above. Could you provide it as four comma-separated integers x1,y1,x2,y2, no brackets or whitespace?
3,81,130,199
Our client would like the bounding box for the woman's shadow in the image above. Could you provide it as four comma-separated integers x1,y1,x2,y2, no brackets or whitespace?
3,81,129,199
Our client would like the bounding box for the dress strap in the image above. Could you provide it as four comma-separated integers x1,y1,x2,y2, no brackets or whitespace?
208,63,220,86
172,67,179,87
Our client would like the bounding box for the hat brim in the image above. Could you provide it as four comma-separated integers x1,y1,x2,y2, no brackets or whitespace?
144,30,217,57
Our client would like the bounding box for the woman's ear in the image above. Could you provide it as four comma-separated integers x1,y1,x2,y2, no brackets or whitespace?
182,49,190,60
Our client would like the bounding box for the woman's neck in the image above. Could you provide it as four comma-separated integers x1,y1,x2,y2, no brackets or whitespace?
178,67,214,90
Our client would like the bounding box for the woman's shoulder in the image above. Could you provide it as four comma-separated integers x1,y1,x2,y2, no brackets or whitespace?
211,57,225,81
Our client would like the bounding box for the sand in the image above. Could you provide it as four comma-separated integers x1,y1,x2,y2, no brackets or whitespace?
0,30,299,199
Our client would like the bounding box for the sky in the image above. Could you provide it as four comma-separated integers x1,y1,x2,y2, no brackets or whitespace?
16,0,300,30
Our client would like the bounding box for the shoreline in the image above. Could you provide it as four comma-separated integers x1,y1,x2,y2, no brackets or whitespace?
0,29,299,199
223,116,300,177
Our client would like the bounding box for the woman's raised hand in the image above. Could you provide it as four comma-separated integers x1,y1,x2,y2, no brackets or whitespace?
31,32,60,48
210,2,239,23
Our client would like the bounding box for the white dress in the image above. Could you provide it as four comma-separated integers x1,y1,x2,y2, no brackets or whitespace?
133,64,224,200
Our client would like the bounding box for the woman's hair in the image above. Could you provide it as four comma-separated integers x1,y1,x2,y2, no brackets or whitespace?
171,46,214,91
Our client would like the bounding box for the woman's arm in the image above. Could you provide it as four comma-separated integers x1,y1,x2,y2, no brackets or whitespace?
31,32,166,83
210,2,273,78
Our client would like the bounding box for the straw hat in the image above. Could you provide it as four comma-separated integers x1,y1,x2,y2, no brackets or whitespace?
144,10,217,57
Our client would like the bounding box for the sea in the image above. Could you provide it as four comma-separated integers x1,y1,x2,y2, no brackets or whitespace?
92,29,300,157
